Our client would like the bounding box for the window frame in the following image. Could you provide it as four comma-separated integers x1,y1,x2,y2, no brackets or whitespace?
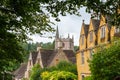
100,26,106,39
81,51,85,64
89,31,93,42
81,35,84,45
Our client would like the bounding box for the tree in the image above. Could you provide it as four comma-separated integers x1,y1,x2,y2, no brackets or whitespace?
0,0,119,78
41,71,77,80
89,40,120,80
41,41,55,50
85,0,120,26
30,64,41,80
29,61,77,80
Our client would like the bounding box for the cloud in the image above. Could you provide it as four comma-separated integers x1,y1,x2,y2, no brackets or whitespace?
30,7,90,46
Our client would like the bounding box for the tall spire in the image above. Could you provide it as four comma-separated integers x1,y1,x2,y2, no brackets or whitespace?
56,26,59,39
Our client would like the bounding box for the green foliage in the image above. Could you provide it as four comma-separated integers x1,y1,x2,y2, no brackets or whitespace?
21,42,54,53
89,40,120,80
0,0,119,79
55,61,77,75
74,46,79,52
30,64,41,80
41,71,77,80
85,0,120,26
84,76,93,80
41,41,55,50
29,61,77,80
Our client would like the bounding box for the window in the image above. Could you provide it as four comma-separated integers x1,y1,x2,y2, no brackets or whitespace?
81,52,84,64
82,75,85,80
101,26,106,38
90,31,93,42
90,49,93,59
81,35,84,45
115,28,120,33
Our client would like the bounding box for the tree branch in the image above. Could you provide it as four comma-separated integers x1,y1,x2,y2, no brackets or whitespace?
0,6,15,13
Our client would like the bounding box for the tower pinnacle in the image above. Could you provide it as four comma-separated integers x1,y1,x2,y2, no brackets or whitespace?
56,26,59,39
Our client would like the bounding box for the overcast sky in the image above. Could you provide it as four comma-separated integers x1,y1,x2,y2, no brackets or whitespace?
30,7,91,46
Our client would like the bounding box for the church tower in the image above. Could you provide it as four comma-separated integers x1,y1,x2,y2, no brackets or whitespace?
55,26,74,51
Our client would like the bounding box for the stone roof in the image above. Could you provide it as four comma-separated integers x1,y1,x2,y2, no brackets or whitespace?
91,19,100,34
32,51,38,65
13,63,27,79
30,49,76,67
84,24,89,38
63,50,76,63
40,49,54,67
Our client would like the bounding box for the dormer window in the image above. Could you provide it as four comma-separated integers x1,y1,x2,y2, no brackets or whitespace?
81,35,84,45
101,26,106,39
90,31,93,42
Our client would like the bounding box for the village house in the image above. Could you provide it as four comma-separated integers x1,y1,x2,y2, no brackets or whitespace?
76,15,120,80
13,27,76,80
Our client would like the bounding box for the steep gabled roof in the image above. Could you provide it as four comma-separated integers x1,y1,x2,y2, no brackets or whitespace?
83,24,89,38
13,63,27,79
91,19,100,34
29,48,76,68
40,49,54,67
32,51,38,65
63,50,76,63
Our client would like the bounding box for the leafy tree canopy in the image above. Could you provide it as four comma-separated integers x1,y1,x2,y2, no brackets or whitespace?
0,0,119,77
29,61,77,80
41,71,77,80
89,39,120,80
30,64,41,80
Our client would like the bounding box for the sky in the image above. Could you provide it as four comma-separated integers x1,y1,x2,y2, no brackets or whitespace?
30,7,91,46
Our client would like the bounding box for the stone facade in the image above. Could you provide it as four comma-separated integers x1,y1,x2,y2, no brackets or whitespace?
13,26,75,80
55,26,74,50
76,15,120,80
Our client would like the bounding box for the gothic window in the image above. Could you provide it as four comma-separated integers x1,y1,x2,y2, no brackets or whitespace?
81,35,84,45
81,52,84,64
89,31,93,42
101,26,106,39
115,28,120,33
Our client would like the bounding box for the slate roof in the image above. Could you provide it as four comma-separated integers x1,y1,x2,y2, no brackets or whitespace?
63,50,76,63
30,49,76,67
91,19,100,34
40,49,54,67
13,63,27,79
83,23,89,38
32,51,38,64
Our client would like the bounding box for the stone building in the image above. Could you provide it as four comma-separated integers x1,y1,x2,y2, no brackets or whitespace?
55,26,74,50
13,27,76,80
76,15,120,80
